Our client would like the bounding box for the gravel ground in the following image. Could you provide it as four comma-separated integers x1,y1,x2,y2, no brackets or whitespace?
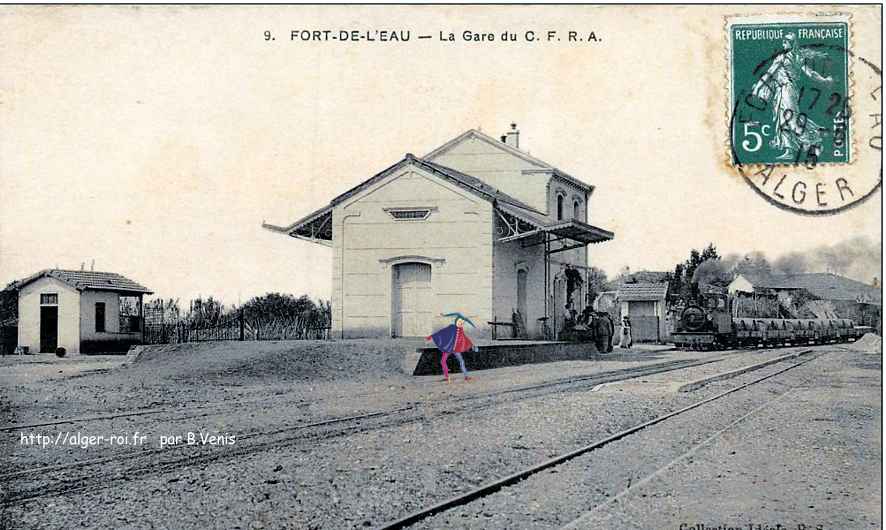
411,349,877,529
1,341,876,529
562,348,882,529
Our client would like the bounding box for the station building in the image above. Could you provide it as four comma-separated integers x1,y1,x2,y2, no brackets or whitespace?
265,126,614,339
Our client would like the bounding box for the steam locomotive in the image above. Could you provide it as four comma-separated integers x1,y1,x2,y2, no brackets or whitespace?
671,292,872,349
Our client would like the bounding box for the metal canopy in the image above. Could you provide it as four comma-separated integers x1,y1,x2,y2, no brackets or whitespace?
494,204,615,340
498,215,614,247
262,205,333,247
541,220,614,245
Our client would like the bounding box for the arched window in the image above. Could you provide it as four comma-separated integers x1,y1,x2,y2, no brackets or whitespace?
573,200,581,220
557,195,564,221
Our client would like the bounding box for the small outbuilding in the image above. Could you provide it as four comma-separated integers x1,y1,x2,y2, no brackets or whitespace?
7,269,152,354
617,282,669,342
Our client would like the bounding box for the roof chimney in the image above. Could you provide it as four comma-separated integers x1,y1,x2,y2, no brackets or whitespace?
504,123,519,149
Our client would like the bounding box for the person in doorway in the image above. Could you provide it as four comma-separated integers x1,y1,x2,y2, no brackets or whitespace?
619,315,633,349
426,312,478,383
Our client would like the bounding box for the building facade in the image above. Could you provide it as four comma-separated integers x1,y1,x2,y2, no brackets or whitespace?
10,270,152,354
265,126,614,339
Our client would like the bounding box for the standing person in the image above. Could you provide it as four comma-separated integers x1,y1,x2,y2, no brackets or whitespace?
592,312,614,353
426,312,478,383
619,315,633,349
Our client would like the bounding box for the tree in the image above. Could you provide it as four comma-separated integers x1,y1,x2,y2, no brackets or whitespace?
669,263,685,301
0,289,17,326
700,243,720,262
188,296,225,325
240,292,315,320
692,259,733,289
673,243,721,299
585,267,609,307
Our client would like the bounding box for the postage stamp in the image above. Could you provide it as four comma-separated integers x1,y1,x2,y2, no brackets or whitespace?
729,17,851,166
727,13,881,215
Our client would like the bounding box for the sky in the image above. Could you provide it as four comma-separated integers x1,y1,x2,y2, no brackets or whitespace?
1,6,881,306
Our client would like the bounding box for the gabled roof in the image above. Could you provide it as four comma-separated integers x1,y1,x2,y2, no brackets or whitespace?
265,129,615,247
328,154,543,214
423,129,594,192
263,153,548,241
618,282,669,301
6,269,153,294
737,271,783,288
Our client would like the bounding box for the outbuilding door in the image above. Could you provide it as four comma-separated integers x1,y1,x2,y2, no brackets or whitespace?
40,306,58,353
392,262,432,337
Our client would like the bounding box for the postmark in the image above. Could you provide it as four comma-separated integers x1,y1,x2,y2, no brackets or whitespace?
727,14,882,215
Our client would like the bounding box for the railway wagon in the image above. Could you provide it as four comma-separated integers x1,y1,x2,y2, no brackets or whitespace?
671,293,873,349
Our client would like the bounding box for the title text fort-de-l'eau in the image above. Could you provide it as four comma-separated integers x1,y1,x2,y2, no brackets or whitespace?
281,29,601,43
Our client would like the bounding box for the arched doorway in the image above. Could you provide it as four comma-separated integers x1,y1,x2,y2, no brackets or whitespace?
391,262,432,337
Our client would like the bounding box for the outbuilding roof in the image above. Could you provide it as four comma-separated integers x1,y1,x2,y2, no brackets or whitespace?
6,269,153,295
618,282,669,301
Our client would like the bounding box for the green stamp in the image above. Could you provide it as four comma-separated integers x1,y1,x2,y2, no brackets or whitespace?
730,20,850,165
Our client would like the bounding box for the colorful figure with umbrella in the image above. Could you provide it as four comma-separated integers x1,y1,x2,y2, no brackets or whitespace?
426,312,478,383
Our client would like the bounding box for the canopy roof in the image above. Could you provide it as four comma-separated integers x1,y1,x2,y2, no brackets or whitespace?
496,201,613,246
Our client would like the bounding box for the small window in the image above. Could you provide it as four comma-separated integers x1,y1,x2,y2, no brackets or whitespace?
557,195,564,221
40,293,58,305
573,200,581,220
387,209,431,221
95,302,106,332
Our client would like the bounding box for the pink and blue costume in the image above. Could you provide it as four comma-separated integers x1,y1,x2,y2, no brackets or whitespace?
427,313,477,380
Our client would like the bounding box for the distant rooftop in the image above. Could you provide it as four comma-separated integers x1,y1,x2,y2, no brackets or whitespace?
738,271,880,304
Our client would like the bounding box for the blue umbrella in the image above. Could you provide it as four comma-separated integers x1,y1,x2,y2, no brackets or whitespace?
441,312,476,328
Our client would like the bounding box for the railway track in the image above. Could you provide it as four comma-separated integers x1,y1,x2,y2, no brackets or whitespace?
377,352,822,529
4,346,818,506
1,343,805,436
2,351,760,505
0,346,758,435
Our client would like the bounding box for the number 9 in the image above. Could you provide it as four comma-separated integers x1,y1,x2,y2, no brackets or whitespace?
264,31,273,41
